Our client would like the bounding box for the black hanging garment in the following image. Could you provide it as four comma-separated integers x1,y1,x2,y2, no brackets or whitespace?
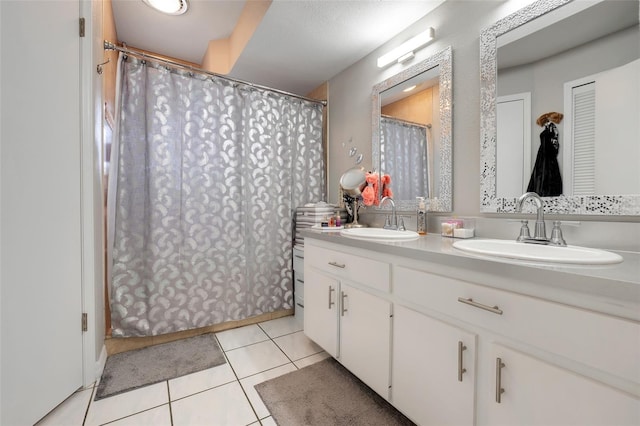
527,121,563,196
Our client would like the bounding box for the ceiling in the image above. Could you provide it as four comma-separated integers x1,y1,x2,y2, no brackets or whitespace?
111,0,445,96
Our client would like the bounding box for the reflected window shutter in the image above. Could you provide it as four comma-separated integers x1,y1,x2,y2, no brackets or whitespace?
572,82,596,195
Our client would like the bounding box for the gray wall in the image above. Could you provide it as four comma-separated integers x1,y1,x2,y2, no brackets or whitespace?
327,0,640,251
328,1,520,215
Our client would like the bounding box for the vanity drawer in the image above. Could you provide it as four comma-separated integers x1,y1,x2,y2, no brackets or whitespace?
294,276,304,301
293,246,304,282
394,265,640,386
305,243,390,293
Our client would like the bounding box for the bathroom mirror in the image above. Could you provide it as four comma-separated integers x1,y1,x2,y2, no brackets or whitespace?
480,0,640,215
372,45,452,212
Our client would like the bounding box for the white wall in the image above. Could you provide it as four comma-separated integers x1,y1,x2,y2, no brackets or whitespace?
327,0,640,251
328,0,524,215
498,25,639,178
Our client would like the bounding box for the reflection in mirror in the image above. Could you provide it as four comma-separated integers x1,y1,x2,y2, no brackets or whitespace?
372,46,452,212
481,0,640,215
380,116,432,200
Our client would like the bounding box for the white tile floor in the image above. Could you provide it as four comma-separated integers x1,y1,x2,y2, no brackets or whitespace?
37,316,328,426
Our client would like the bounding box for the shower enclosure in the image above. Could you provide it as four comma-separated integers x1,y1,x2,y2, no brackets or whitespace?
108,53,325,337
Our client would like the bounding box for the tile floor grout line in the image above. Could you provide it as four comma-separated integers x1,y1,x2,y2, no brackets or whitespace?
257,322,304,341
82,385,97,426
260,322,302,366
98,403,169,426
166,381,174,426
224,337,275,354
39,316,309,425
168,350,238,403
214,332,264,425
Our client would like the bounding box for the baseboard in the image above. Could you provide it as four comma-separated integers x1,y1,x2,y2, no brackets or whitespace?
95,344,107,385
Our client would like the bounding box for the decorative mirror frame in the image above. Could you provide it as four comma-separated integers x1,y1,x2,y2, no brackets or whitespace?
480,0,640,215
372,45,452,212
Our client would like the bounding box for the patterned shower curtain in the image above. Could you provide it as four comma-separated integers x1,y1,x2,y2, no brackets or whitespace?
108,54,325,337
380,116,431,200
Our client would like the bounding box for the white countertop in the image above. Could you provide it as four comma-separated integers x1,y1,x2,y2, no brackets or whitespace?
301,229,640,321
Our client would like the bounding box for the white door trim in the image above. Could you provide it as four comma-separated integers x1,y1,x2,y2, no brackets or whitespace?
80,0,107,387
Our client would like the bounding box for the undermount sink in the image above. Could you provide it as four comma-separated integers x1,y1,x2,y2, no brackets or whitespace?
340,227,420,241
452,239,623,265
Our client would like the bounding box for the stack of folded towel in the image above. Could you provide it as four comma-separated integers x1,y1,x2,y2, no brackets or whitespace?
294,202,347,247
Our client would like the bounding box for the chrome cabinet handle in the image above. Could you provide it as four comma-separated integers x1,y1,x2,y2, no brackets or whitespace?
458,341,467,382
457,297,503,315
328,261,346,268
328,286,335,309
495,358,506,403
341,291,348,316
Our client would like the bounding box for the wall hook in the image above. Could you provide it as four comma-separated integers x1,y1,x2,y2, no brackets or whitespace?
97,58,111,75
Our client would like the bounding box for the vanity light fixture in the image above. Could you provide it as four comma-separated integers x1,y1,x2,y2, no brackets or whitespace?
397,52,415,64
142,0,189,15
377,27,435,68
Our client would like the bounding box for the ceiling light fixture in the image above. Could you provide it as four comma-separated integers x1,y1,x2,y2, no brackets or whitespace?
403,85,417,93
377,27,435,68
142,0,189,15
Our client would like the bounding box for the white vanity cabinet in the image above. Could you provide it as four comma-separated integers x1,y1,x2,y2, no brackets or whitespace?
303,240,392,399
303,235,639,425
304,268,339,356
392,304,477,425
292,246,305,326
485,343,640,426
395,264,640,426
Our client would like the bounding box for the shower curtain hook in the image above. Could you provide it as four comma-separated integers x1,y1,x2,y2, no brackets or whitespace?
97,58,111,75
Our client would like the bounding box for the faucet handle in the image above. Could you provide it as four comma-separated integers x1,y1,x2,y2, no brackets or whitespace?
398,216,406,231
516,220,531,242
550,221,567,246
556,220,581,227
383,215,392,229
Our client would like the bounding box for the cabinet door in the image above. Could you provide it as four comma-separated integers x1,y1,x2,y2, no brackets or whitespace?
392,305,476,426
485,344,640,426
303,268,339,357
339,282,391,399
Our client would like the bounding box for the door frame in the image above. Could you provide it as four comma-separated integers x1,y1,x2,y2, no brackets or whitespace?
496,92,532,198
80,0,107,388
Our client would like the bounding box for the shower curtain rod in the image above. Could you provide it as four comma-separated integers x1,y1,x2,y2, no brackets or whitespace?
381,114,431,129
103,41,327,107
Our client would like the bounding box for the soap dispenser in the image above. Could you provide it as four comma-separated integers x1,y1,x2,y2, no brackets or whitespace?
416,197,427,235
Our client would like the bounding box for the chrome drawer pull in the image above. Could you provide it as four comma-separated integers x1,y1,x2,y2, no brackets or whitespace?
328,286,335,309
457,297,503,315
328,261,346,269
458,341,467,382
341,291,348,316
495,358,506,403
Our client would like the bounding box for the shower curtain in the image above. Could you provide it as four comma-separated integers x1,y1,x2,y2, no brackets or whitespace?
108,54,325,337
380,116,431,200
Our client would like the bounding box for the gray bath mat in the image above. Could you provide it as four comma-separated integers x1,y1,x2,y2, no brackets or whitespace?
95,333,226,400
255,357,415,426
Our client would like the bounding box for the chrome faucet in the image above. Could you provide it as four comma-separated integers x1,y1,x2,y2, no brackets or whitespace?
380,196,397,230
515,192,548,243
